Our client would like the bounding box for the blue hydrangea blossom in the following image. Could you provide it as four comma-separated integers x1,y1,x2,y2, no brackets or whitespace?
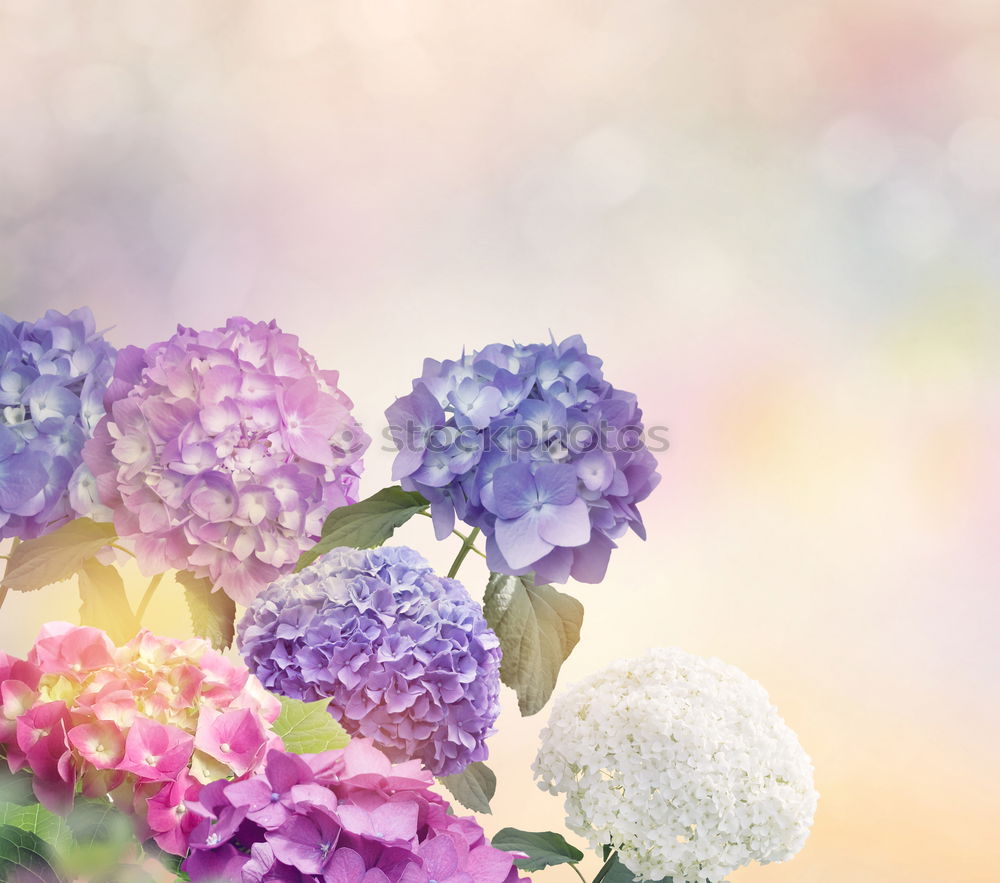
237,546,502,777
0,308,115,538
386,335,661,585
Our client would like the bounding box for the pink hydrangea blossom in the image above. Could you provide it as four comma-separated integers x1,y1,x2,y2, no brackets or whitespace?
79,317,369,604
183,739,531,882
0,622,282,855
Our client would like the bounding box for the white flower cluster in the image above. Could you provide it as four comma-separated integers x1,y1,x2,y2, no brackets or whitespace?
533,647,818,882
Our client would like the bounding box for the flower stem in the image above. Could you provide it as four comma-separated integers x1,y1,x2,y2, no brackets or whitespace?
447,527,481,579
570,863,587,882
417,510,487,561
135,574,164,624
592,849,619,883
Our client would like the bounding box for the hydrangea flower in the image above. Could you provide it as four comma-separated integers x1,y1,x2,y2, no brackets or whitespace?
0,623,282,855
533,647,818,883
385,335,660,585
238,546,501,776
79,317,369,604
182,739,529,883
0,307,115,539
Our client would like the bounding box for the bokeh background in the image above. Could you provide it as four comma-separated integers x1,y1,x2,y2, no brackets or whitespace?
1,1,998,880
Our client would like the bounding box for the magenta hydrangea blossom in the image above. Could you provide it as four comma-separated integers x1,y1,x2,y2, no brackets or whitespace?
79,317,370,604
238,546,502,776
386,335,661,585
0,623,282,855
182,739,530,883
0,307,116,539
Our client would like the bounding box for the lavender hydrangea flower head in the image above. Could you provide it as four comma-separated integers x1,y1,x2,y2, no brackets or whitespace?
0,307,116,539
237,546,502,776
80,317,369,604
386,335,661,584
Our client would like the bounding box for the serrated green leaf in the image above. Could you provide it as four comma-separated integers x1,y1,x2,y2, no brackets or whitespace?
437,761,496,814
273,696,349,753
176,571,236,650
296,487,428,571
78,559,139,645
490,829,584,871
1,519,117,593
0,802,72,853
483,572,584,716
0,823,61,882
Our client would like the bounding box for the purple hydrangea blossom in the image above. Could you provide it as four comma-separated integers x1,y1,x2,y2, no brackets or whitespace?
182,741,529,883
385,335,661,585
237,546,501,777
0,307,116,539
79,317,369,604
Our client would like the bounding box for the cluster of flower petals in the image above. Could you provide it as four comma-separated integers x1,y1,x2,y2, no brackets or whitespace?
533,647,818,883
0,622,282,855
238,546,502,776
0,307,116,539
183,739,529,883
386,335,660,585
79,316,369,604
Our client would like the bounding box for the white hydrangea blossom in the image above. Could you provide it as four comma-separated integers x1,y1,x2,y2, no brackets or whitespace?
533,647,818,882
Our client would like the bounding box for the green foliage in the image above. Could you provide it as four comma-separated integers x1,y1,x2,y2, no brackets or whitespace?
483,572,584,716
78,558,140,645
1,518,117,593
0,765,34,806
595,852,674,883
57,798,136,879
0,823,60,882
0,803,72,853
273,696,350,753
438,761,496,814
296,487,429,571
490,829,584,872
177,570,237,650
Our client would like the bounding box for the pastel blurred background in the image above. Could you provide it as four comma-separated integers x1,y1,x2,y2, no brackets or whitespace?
1,1,998,880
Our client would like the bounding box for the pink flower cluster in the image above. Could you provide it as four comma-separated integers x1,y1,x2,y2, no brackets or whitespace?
184,739,530,883
80,317,370,604
0,623,282,855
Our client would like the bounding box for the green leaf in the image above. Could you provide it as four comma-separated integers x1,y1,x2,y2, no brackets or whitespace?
272,696,349,753
58,798,135,879
177,571,236,650
77,559,140,645
483,572,584,716
0,823,61,882
1,518,117,593
437,761,496,814
0,803,72,853
296,487,428,571
0,765,35,806
596,852,673,883
490,829,584,872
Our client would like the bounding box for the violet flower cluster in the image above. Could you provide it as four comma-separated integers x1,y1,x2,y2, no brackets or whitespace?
386,335,660,585
79,317,369,604
0,623,283,855
238,546,502,777
0,307,115,539
183,739,529,883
